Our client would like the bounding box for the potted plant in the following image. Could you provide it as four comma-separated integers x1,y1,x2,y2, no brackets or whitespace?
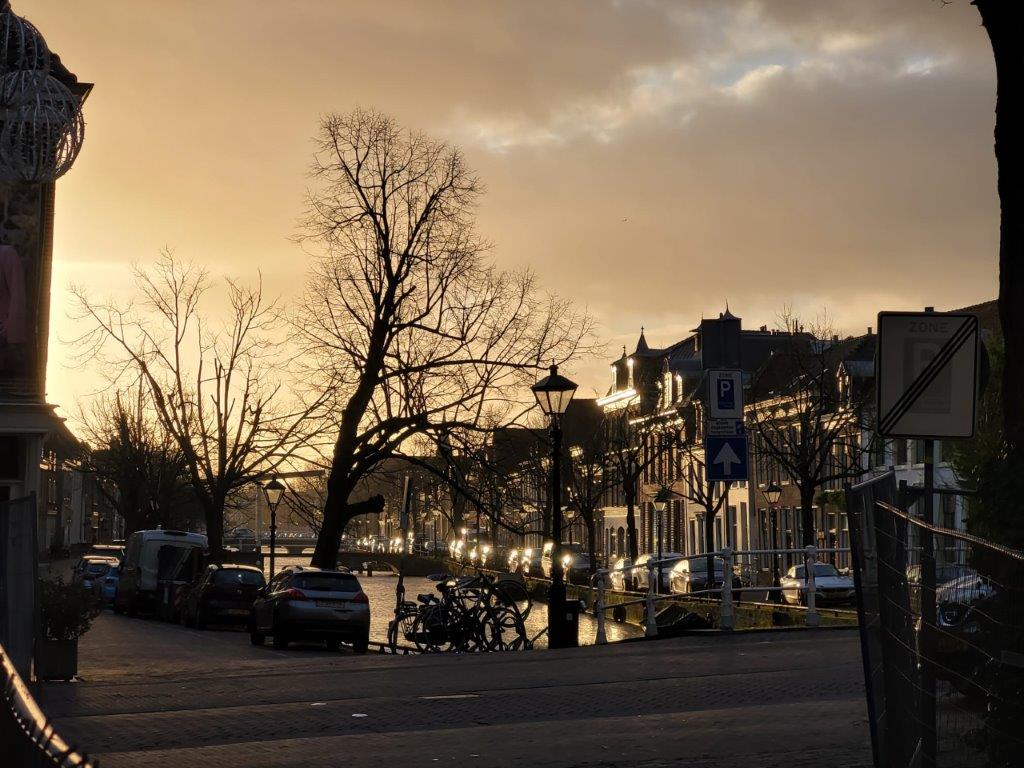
36,576,102,681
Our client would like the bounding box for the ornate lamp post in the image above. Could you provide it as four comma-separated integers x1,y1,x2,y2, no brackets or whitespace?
261,478,286,578
763,482,782,603
531,364,578,649
652,487,673,594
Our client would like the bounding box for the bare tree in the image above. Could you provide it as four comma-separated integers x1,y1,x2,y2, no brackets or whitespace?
565,430,616,573
78,381,191,536
603,409,677,563
295,109,594,568
747,314,870,547
71,252,320,558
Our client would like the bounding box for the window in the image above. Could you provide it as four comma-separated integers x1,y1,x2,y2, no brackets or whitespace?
895,440,908,465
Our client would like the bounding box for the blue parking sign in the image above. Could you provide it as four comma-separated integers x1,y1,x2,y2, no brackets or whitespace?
705,436,748,482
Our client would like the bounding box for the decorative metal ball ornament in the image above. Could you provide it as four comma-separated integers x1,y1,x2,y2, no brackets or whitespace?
1,7,49,80
0,72,84,182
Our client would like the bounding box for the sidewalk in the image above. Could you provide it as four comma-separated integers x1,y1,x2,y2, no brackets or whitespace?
43,614,872,767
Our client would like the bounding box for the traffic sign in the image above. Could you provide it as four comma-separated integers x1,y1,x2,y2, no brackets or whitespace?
876,311,979,439
706,418,744,437
708,369,743,420
705,435,748,482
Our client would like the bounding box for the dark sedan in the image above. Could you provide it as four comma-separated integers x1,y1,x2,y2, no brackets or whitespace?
180,564,266,629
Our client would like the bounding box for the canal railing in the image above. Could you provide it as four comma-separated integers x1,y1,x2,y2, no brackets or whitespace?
592,546,853,644
1,641,100,768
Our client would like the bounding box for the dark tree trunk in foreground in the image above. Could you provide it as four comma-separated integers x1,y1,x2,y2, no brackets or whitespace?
977,1,1024,449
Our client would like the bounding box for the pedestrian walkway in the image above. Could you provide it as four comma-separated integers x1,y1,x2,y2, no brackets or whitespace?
41,615,872,767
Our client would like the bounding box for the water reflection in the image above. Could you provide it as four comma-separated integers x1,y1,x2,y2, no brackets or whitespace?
264,557,641,648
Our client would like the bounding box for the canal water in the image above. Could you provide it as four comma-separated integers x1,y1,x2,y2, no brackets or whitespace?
265,556,641,648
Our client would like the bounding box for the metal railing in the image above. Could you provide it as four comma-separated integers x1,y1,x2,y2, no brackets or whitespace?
592,546,853,643
1,642,100,767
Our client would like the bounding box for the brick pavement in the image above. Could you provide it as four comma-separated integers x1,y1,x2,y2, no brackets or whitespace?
41,614,873,767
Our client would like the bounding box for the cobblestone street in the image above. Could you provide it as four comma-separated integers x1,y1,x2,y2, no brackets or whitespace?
39,614,872,767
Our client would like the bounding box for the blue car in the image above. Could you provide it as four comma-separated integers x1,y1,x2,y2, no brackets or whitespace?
101,564,121,606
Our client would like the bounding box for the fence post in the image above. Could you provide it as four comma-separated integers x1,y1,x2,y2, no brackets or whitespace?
805,545,819,627
645,561,658,637
720,547,734,630
595,572,607,645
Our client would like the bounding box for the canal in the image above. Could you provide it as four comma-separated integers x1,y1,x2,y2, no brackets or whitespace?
265,556,641,647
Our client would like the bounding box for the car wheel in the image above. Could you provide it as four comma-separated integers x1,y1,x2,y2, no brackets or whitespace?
325,638,342,652
352,634,369,654
195,608,207,630
126,595,138,617
113,599,125,615
250,628,266,646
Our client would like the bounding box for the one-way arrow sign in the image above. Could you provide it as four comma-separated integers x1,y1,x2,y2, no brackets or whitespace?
705,435,748,482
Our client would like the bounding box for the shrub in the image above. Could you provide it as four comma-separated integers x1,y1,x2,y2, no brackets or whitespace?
39,577,103,641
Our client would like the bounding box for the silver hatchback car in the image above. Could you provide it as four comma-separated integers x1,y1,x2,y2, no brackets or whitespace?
250,566,370,653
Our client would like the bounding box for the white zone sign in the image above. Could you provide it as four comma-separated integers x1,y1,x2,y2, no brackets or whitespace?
876,311,979,439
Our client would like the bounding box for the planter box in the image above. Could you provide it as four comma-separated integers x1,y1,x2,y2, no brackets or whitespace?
36,639,78,681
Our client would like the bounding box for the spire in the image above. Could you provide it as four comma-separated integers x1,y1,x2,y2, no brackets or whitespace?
635,326,650,354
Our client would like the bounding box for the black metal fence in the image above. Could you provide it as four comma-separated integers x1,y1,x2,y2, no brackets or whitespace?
847,472,1024,768
1,642,100,767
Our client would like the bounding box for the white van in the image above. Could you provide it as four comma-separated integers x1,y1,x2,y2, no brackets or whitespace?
114,529,207,615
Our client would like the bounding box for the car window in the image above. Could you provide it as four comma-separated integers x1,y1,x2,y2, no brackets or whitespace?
293,573,359,592
85,562,110,575
214,569,265,586
793,564,841,579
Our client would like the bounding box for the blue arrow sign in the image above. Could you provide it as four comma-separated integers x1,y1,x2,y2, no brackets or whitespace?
705,435,749,482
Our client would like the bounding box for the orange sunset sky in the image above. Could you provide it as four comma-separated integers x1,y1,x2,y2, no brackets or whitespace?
23,0,998,419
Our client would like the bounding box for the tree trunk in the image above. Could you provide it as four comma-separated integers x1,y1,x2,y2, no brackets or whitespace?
704,507,716,594
311,494,385,568
624,481,639,562
204,496,225,564
977,1,1024,449
585,513,598,574
800,485,816,548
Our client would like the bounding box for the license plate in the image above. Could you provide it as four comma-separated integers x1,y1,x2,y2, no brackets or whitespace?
227,608,249,615
316,600,345,608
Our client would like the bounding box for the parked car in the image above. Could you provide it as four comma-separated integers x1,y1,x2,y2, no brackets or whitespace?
72,554,118,581
180,564,266,629
101,564,121,606
114,529,208,615
608,557,633,591
540,543,591,578
79,559,116,593
780,562,855,606
907,563,966,612
250,566,370,653
634,552,685,592
668,556,737,595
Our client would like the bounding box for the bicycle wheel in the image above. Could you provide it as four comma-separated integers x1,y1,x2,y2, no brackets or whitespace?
492,579,532,621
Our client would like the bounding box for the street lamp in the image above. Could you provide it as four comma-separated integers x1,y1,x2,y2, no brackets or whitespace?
763,482,782,604
653,487,673,594
262,478,286,579
531,364,578,649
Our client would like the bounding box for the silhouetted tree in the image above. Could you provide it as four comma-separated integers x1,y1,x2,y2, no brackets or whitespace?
295,109,593,568
78,382,190,536
71,253,320,558
748,315,870,547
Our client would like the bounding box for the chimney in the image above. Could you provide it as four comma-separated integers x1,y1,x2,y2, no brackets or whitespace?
867,326,873,335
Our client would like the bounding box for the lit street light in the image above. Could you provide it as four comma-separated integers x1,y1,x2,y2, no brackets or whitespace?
261,478,286,579
531,363,578,649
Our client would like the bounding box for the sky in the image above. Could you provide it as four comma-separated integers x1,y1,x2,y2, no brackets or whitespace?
25,0,998,414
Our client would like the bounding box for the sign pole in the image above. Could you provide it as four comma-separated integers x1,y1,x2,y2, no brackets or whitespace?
920,439,937,768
